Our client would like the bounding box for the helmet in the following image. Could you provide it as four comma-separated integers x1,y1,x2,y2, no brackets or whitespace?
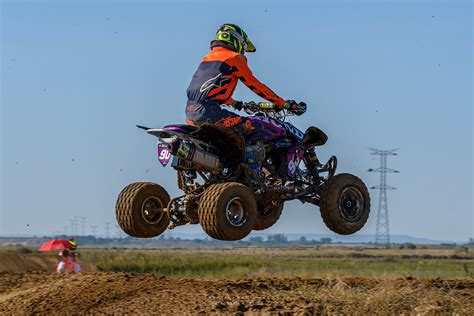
69,239,77,249
213,24,256,54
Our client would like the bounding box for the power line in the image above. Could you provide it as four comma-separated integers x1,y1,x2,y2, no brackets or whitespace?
90,225,97,237
105,222,111,239
80,217,86,236
69,218,77,236
115,224,124,239
368,148,399,246
72,216,81,236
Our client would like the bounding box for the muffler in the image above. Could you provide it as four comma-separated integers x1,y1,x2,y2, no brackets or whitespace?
168,140,222,171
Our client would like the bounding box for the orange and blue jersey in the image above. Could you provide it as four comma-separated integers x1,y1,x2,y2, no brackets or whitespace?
186,47,285,108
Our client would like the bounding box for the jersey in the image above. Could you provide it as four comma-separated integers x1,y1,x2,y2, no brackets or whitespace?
186,47,285,107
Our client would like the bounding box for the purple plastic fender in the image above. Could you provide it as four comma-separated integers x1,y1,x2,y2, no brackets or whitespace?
247,116,287,140
287,146,304,177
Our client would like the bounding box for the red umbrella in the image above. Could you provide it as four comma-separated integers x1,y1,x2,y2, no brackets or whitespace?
38,239,73,252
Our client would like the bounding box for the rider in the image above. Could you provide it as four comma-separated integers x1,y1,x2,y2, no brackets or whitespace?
185,24,306,172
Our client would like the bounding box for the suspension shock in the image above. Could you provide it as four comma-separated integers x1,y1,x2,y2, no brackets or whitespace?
304,146,322,181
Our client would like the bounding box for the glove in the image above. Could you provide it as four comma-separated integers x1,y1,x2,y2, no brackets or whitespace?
243,101,259,113
284,100,307,116
294,102,307,115
231,100,243,111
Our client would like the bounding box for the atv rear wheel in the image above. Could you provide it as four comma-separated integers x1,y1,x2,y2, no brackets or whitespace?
253,202,284,231
116,182,170,238
319,173,370,235
198,182,256,241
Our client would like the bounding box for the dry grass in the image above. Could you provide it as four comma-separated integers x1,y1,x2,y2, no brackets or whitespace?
263,277,473,315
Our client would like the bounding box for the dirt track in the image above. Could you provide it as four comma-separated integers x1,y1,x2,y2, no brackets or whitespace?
1,272,473,315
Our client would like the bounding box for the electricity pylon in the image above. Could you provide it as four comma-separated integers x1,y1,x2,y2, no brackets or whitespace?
368,148,399,245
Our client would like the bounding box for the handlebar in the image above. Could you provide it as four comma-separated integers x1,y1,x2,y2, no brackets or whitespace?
241,101,298,121
242,101,280,113
242,101,306,114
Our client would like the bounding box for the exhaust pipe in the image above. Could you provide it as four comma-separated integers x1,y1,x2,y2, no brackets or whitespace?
168,140,222,171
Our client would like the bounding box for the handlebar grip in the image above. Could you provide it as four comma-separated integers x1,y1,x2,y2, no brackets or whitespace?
258,102,275,109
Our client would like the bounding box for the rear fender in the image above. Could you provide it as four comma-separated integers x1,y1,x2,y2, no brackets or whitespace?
147,129,187,143
147,129,216,151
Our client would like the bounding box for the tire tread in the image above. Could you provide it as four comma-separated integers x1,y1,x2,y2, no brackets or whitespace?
319,173,371,235
115,182,170,238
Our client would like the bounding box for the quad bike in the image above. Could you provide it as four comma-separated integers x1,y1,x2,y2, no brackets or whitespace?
115,102,370,241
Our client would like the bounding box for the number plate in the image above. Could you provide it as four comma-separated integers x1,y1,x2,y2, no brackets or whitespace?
157,143,172,166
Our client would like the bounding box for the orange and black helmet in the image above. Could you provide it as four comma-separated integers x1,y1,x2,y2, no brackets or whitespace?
212,24,256,54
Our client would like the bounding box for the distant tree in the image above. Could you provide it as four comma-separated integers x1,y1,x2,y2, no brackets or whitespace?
298,236,307,243
440,243,456,247
309,239,321,245
320,237,332,244
249,236,263,243
267,234,288,244
404,243,417,249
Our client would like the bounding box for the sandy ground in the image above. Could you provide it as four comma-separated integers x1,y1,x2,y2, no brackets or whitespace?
1,272,473,315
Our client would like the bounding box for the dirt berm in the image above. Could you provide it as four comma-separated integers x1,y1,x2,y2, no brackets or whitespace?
1,272,473,314
0,253,97,272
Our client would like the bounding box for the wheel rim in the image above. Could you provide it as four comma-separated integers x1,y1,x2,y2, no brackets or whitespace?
338,186,365,222
141,196,164,224
225,197,247,227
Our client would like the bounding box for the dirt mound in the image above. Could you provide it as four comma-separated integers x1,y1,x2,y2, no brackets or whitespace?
0,253,97,273
0,272,472,314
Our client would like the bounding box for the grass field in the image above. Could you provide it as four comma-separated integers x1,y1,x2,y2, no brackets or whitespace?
76,246,474,279
2,245,472,279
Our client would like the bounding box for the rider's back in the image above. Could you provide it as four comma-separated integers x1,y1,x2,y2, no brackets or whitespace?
187,47,244,106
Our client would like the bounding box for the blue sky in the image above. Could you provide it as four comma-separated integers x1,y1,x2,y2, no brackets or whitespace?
1,0,472,241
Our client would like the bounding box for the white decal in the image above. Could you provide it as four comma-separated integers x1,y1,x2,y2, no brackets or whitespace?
159,149,171,160
284,122,305,140
288,159,297,175
258,116,282,129
199,73,231,92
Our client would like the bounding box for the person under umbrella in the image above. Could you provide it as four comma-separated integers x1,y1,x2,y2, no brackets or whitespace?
37,239,81,273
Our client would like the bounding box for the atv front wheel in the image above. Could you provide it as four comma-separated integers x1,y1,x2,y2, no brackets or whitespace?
198,182,256,241
115,182,170,238
319,173,370,235
253,202,284,231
